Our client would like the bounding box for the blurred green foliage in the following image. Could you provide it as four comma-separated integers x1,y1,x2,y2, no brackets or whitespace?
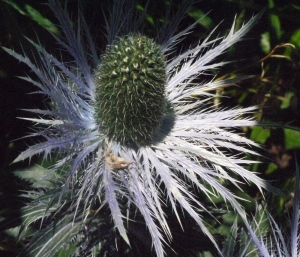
2,0,59,34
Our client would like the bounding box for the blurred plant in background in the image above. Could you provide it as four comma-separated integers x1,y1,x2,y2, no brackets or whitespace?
208,159,300,257
1,0,300,256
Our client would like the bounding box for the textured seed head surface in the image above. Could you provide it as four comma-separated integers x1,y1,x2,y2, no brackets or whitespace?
95,34,166,146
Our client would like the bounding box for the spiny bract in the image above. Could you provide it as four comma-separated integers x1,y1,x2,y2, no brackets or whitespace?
3,0,280,256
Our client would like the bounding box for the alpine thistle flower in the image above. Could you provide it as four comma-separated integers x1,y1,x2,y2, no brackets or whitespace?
3,0,280,256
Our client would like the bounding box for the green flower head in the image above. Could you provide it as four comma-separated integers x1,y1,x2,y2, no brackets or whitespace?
95,34,166,146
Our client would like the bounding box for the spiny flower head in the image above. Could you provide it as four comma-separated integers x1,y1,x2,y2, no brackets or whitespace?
95,34,166,145
3,0,280,256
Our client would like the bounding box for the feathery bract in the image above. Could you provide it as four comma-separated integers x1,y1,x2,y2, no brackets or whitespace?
4,0,280,256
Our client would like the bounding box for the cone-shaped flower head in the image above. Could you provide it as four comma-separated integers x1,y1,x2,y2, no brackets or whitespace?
95,34,166,145
3,0,280,256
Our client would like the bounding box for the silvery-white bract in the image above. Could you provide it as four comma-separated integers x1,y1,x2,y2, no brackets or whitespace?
219,160,299,257
3,0,280,256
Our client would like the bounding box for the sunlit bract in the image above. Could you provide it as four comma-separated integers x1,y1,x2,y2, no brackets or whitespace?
3,0,279,256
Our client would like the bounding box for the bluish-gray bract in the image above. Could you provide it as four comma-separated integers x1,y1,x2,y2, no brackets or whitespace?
4,1,279,256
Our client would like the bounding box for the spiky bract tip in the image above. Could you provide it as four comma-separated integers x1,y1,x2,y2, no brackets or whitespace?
94,34,166,146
